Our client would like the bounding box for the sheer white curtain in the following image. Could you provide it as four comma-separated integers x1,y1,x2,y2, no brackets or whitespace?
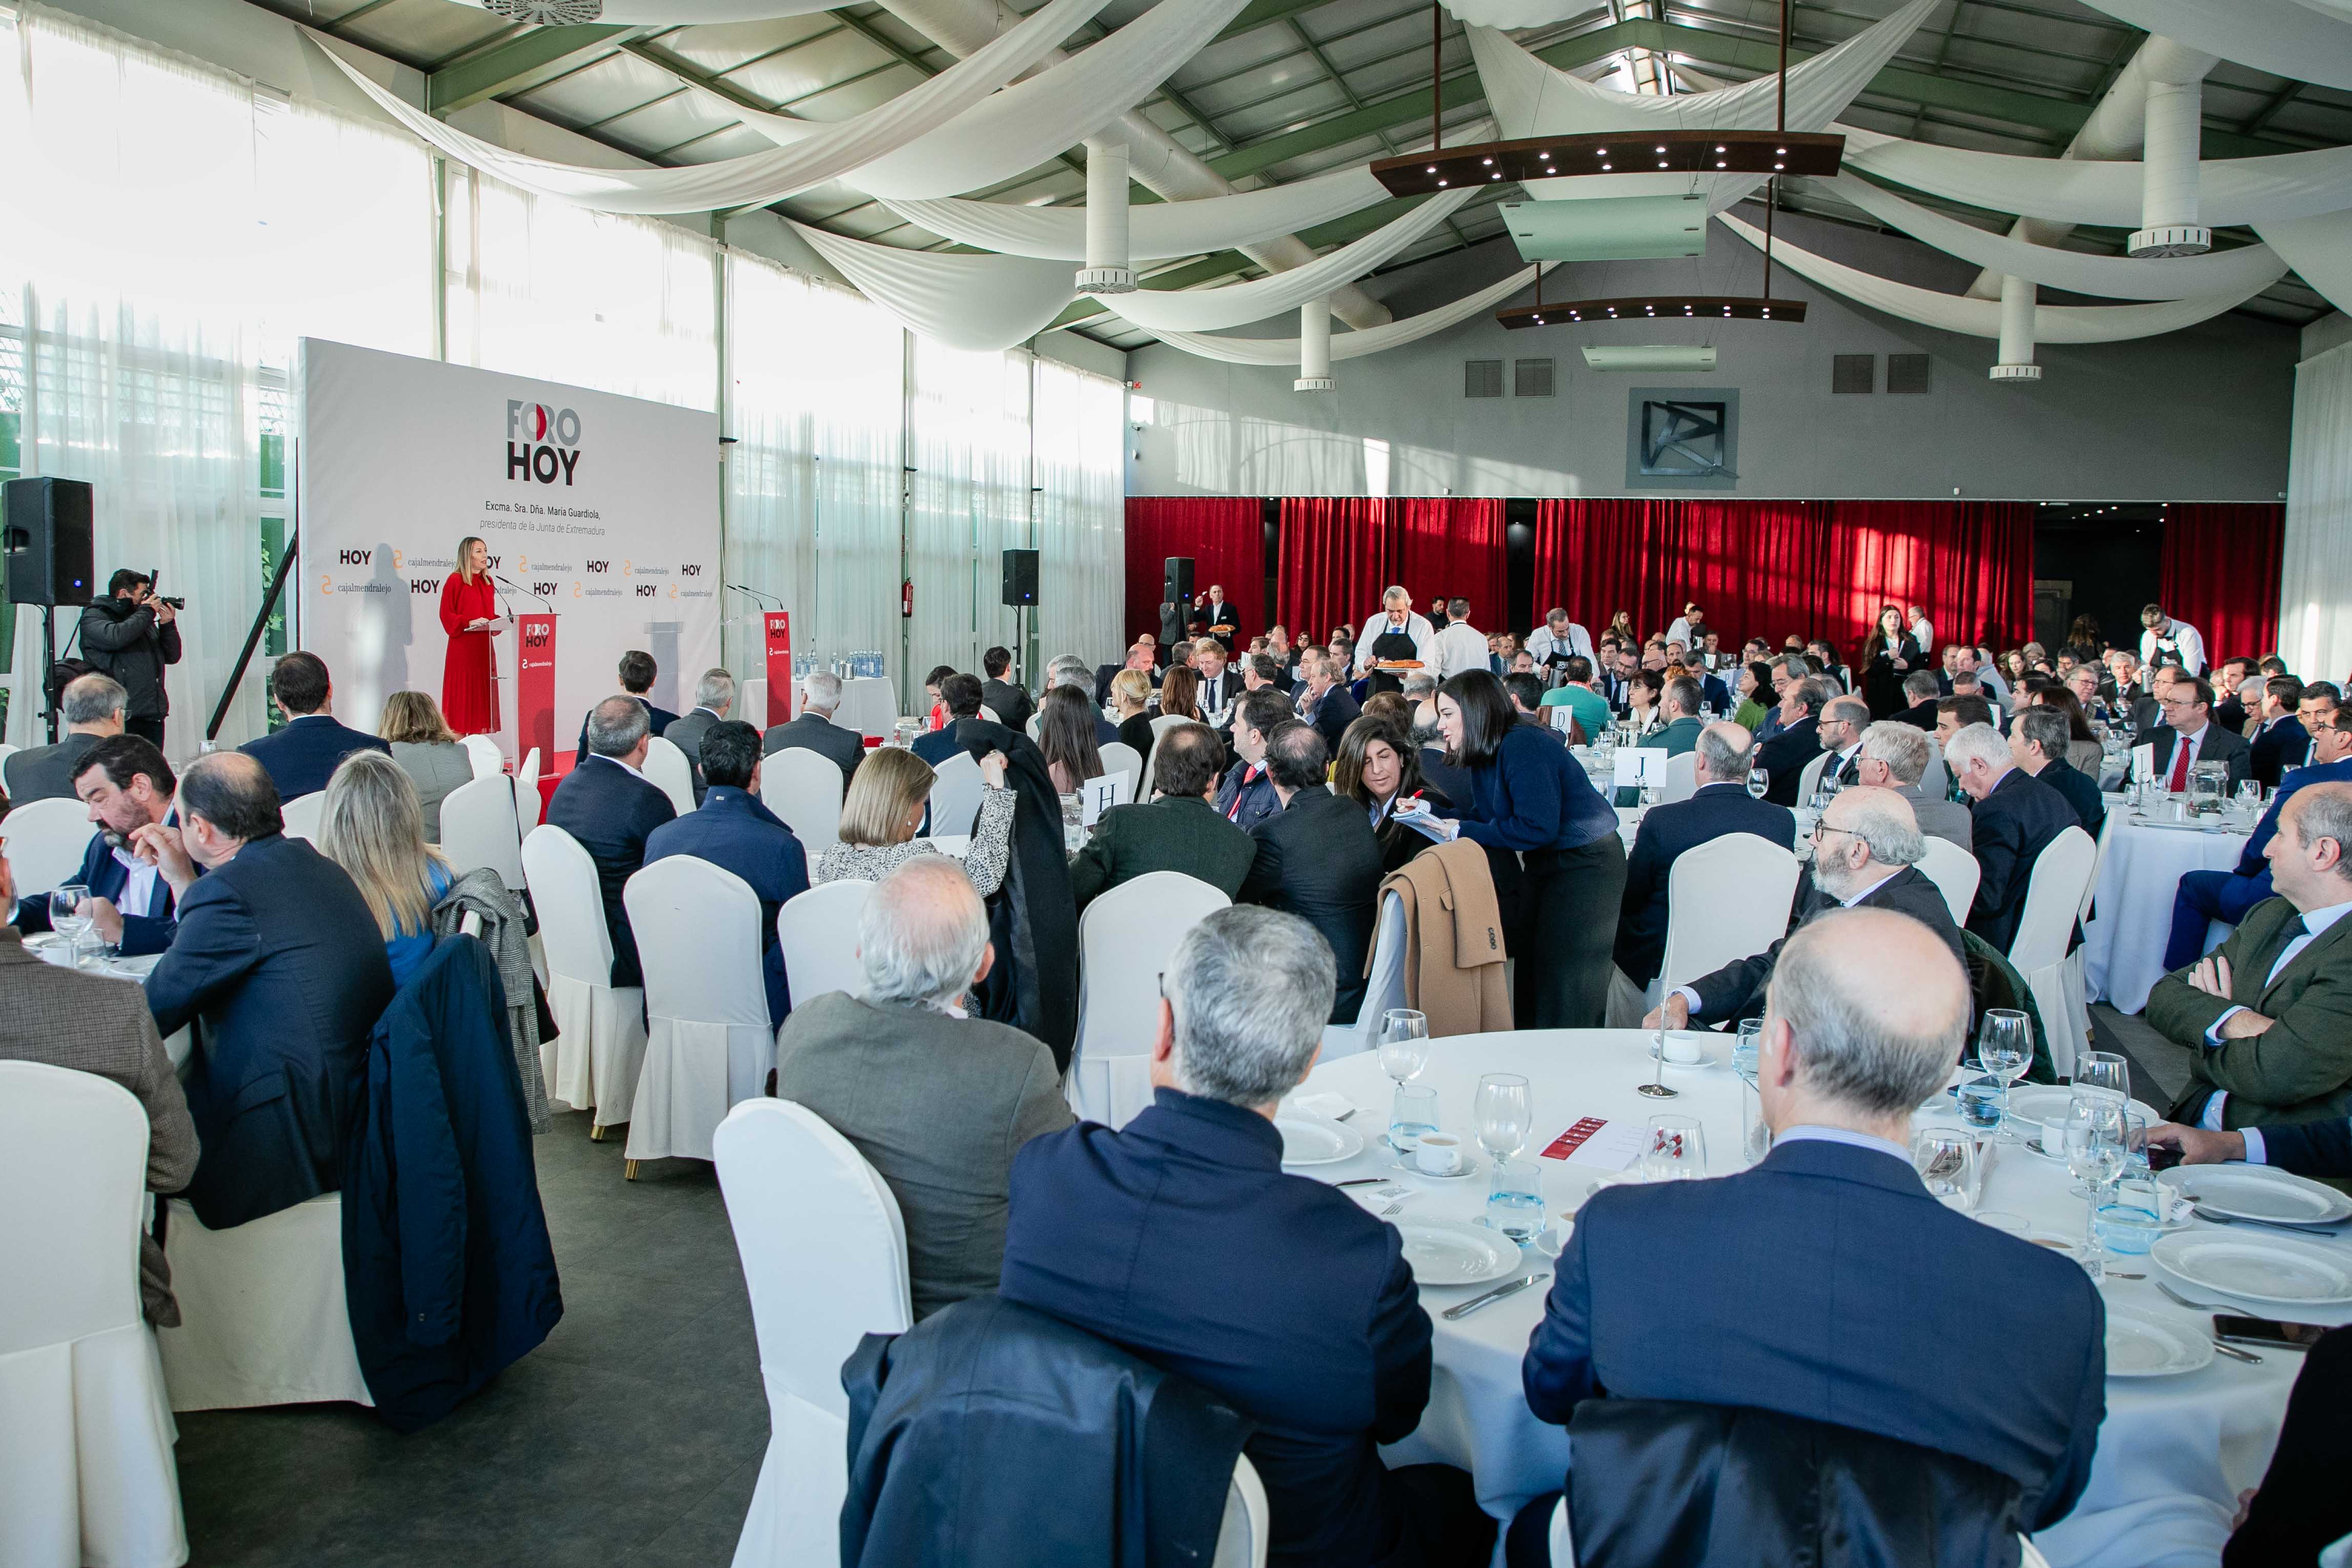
1032,357,1126,667
2280,339,2352,683
906,340,1033,685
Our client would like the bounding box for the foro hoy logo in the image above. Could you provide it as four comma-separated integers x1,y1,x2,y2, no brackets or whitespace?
586,560,611,574
523,624,552,650
338,548,372,567
505,400,583,486
766,619,790,648
484,554,502,571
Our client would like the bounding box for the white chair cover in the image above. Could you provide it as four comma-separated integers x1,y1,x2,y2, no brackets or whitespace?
643,735,697,818
515,748,543,831
1068,871,1231,1127
924,750,983,839
1549,1495,1574,1568
1659,751,1698,805
623,858,775,1165
1656,835,1802,997
523,824,648,1132
1320,890,1410,1060
461,734,505,779
1211,1454,1271,1568
156,1194,371,1413
762,747,844,856
740,678,769,730
438,772,525,891
777,880,875,1008
0,741,15,768
1915,837,1982,926
715,1099,912,1568
1025,712,1044,742
2058,814,2119,1063
1098,740,1143,800
1140,712,1193,800
0,1060,186,1568
279,790,326,844
1793,750,1831,808
2010,826,2098,1078
0,796,97,896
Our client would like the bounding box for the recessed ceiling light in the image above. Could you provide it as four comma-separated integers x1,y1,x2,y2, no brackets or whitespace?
1715,144,1726,153
1483,157,1494,165
1716,161,1727,168
1426,165,1435,173
1437,179,1446,186
1601,162,1612,170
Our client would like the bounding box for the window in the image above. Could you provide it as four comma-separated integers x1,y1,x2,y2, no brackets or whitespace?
0,292,18,726
1832,353,1876,394
1887,353,1932,394
1464,359,1504,399
1514,358,1556,398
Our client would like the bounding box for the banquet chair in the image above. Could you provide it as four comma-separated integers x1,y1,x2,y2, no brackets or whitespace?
739,677,768,731
2010,827,2098,1079
515,747,543,831
715,1098,912,1568
1654,835,1802,1002
924,750,983,840
0,741,15,769
1794,750,1832,808
1320,890,1410,1061
1921,745,1951,802
460,734,505,779
157,1193,372,1414
1541,1497,2052,1568
777,879,874,1008
0,795,97,896
1098,740,1143,800
1140,712,1192,801
438,773,525,891
1026,712,1044,741
763,747,844,856
1659,751,1698,805
1211,1455,1270,1568
2058,814,2119,1061
0,1061,187,1568
280,790,326,843
1068,871,1231,1127
622,858,774,1176
642,734,697,817
1916,838,1982,927
523,823,648,1138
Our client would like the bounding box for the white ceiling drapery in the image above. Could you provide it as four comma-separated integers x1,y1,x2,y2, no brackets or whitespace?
2070,0,2352,92
2254,208,2352,316
1139,260,1559,365
459,0,846,20
789,222,1077,351
877,163,1391,261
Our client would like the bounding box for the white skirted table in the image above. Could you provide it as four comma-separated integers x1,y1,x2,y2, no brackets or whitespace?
2082,807,2252,1015
1287,1029,2336,1568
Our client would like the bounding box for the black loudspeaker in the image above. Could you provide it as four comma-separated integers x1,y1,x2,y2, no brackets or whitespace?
1162,556,1195,605
1001,548,1040,608
4,478,96,608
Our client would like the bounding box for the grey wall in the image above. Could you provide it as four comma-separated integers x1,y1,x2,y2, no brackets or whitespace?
1126,204,2300,501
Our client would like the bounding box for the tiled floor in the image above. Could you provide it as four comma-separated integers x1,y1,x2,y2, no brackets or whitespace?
172,1116,763,1568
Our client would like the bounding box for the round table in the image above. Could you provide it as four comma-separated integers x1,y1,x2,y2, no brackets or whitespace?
1288,1029,2334,1567
2083,805,2253,1015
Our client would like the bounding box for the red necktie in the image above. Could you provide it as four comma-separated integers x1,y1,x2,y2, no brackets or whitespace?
1228,764,1260,820
2168,732,2192,792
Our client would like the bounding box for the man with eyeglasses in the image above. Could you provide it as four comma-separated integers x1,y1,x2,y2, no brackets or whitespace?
2162,706,2352,972
2147,675,2252,793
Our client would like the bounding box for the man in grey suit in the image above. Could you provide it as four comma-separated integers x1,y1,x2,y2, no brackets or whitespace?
1070,722,1256,911
2,672,126,804
659,667,734,805
762,670,866,790
774,856,1072,1320
1856,721,1972,852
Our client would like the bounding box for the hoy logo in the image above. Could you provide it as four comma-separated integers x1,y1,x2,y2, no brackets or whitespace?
586,560,611,574
410,579,438,595
532,581,558,597
636,583,656,597
679,563,703,577
505,400,584,486
523,625,552,650
339,548,372,566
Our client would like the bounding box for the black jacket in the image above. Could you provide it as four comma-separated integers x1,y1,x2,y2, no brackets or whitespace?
2034,757,2106,842
2225,1327,2352,1567
981,678,1034,732
946,718,1080,1073
1967,768,2081,957
1615,783,1797,989
2148,722,2253,792
77,596,181,721
1,729,103,804
1296,682,1360,759
1687,865,1965,1025
2250,715,2310,791
1755,716,1823,806
1241,787,1386,1025
239,714,393,801
841,1294,1251,1568
1069,794,1256,911
544,754,677,988
1892,698,1942,731
762,709,865,790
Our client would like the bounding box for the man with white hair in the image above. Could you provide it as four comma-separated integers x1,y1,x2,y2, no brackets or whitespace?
3,670,127,803
1001,906,1493,1568
775,856,1070,1321
1517,909,2105,1564
1854,720,1971,851
762,668,865,788
661,666,734,804
1946,720,2078,955
1354,585,1435,687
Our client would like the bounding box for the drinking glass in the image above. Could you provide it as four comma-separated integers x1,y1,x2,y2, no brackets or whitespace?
1912,1130,1980,1210
1641,1115,1707,1182
1745,766,1770,802
1732,1017,1763,1081
2072,1051,2130,1110
50,884,91,968
2236,780,2263,822
1388,1085,1441,1158
1379,1011,1431,1149
2062,1100,2126,1279
1473,1074,1532,1163
1740,1074,1771,1165
1483,1158,1546,1242
1975,1009,2033,1140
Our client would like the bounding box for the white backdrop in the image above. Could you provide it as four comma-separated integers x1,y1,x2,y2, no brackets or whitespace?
298,339,721,764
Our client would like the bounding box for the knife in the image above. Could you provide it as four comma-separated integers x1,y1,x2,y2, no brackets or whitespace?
2191,1204,2345,1239
1443,1272,1549,1321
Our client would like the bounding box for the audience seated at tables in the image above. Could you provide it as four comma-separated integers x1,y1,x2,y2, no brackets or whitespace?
379,690,473,844
643,720,809,1028
1000,906,1494,1568
1036,684,1106,796
1045,655,1121,745
141,751,395,1229
1292,645,1361,756
1239,651,1288,702
1212,687,1285,832
2250,675,2309,790
1240,722,1386,1025
2165,708,2352,970
2151,781,2352,1134
1191,637,1241,721
1650,787,1963,1031
1511,909,2105,1566
1069,722,1254,910
913,673,986,767
2148,675,2253,791
1614,721,1794,991
574,649,679,763
1755,677,1828,806
776,857,1070,1321
1945,721,2078,956
2019,680,2106,774
238,651,392,801
2010,705,2105,842
1652,677,1704,755
1890,668,1944,731
2211,657,2258,734
1538,655,1611,742
659,667,734,805
979,645,1033,734
1753,656,1807,741
1619,668,1664,737
0,850,198,1325
1504,671,1569,746
545,695,678,990
1813,695,1869,787
1935,692,1997,754
3,672,126,804
316,750,456,988
1854,720,1971,852
761,668,865,789
10,734,183,955
816,743,1016,894
1335,715,1452,876
1094,641,1155,707
1158,664,1205,725
921,664,958,732
1730,660,1773,730
1109,667,1157,757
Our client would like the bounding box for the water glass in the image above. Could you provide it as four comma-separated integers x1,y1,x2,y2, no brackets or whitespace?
1740,1075,1771,1165
1473,1074,1532,1163
1483,1156,1546,1242
2072,1051,2130,1110
2093,1203,2164,1255
50,884,92,968
2062,1100,2126,1279
1912,1130,1981,1210
1955,1076,2005,1133
1378,1010,1430,1090
1745,767,1770,801
1732,1017,1763,1080
1641,1115,1707,1182
1388,1084,1440,1155
1975,1009,2032,1139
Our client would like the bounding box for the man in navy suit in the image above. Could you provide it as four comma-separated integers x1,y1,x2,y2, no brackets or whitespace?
139,752,396,1229
1000,906,1492,1568
913,673,984,768
1292,646,1360,758
1214,687,1291,834
1755,675,1828,805
644,720,807,1026
1613,722,1794,988
574,649,679,764
237,651,391,801
1510,910,2104,1565
546,695,678,990
1948,720,2082,956
2165,708,2352,970
11,735,186,955
2249,675,2311,791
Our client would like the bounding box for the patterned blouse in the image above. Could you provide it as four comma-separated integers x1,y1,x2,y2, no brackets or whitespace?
814,783,1016,895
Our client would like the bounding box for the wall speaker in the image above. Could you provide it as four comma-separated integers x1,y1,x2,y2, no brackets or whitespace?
4,477,96,608
1001,548,1039,608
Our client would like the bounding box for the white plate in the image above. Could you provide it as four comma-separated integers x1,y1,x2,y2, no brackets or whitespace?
1394,1221,1523,1287
2159,1165,2352,1225
2104,1307,2216,1378
2152,1232,2352,1306
2006,1085,2164,1130
1276,1115,1364,1167
2131,815,2232,834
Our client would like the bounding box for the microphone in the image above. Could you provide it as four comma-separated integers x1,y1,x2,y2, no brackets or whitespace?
730,582,780,608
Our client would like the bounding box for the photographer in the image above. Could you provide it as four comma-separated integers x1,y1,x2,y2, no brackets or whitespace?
78,569,182,751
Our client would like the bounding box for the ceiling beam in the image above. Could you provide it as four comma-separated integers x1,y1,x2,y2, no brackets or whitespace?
427,24,639,116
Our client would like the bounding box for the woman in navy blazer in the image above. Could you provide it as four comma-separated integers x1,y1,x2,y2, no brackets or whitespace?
1426,672,1625,1028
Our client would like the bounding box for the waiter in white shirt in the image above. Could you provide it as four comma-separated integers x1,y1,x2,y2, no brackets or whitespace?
1354,586,1434,695
1908,604,1934,659
2140,604,2208,678
1429,598,1491,680
1526,608,1595,679
1663,602,1707,650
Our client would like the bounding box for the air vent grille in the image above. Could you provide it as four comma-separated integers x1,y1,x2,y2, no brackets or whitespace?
1514,358,1556,397
1832,353,1876,394
1887,353,1932,394
1465,360,1504,398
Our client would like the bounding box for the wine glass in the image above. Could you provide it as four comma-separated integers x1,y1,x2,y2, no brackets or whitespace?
1473,1074,1531,1163
1641,1116,1707,1182
1746,766,1770,801
2072,1051,2130,1110
1912,1130,1980,1210
1974,1009,2033,1141
2062,1101,2126,1278
1378,1010,1430,1148
50,884,92,969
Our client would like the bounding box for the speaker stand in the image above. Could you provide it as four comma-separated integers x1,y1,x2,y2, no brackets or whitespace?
39,605,58,745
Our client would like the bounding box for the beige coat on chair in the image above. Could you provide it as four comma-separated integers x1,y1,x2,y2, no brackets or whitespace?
1380,841,1512,1039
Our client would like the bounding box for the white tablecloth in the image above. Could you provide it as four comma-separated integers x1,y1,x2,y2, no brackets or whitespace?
1292,1029,2335,1567
2083,810,2251,1015
820,675,897,741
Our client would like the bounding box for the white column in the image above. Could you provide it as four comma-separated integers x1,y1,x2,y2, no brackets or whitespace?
1075,139,1135,295
1990,274,2043,382
1295,296,1335,392
2132,77,2211,257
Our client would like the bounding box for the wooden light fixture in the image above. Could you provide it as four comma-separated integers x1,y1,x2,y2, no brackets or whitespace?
1370,130,1841,199
1497,294,1808,329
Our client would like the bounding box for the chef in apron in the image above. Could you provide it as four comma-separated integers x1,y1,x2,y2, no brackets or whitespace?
1353,586,1433,698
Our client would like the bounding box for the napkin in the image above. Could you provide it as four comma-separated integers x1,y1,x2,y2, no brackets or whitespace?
1290,1092,1356,1123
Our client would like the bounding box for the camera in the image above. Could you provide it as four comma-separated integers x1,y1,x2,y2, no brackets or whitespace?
144,566,184,609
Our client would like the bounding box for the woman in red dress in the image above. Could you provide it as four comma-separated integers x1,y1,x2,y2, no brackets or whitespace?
439,536,503,736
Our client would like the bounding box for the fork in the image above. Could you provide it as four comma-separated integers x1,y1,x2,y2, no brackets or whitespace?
1380,1199,1410,1218
2154,1280,2267,1362
2191,1205,2344,1239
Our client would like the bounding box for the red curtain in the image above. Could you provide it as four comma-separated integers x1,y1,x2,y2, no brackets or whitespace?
1278,497,1399,646
1123,497,1263,646
1396,498,1509,634
2161,503,2285,662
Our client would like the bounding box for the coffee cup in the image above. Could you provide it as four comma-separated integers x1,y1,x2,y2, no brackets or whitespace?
1414,1133,1466,1176
1660,1034,1704,1065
